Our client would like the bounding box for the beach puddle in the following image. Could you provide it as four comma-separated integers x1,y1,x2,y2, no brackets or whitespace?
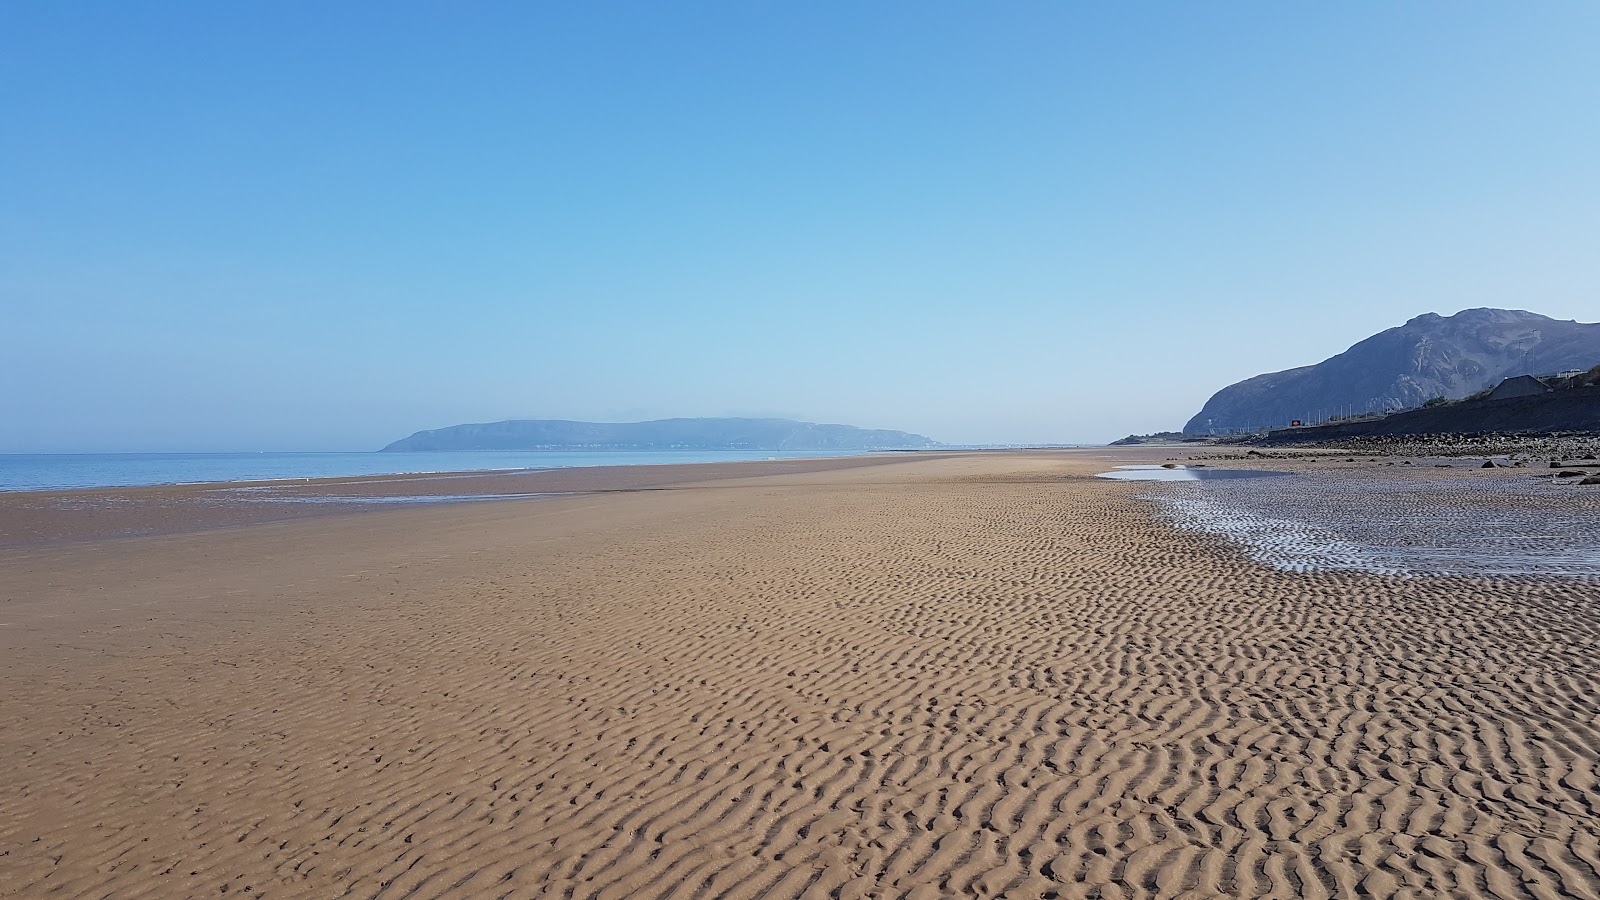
1096,465,1293,482
205,487,567,505
1138,473,1600,578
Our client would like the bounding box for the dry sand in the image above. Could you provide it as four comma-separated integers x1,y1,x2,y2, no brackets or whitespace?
2,450,1598,898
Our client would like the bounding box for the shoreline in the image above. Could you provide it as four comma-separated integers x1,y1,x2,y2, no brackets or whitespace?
0,464,555,497
0,451,957,550
0,449,909,496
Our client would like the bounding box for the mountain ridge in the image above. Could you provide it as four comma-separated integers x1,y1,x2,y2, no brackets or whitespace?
1185,308,1600,434
380,417,941,452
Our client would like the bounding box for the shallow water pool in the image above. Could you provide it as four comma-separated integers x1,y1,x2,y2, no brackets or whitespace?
1138,471,1600,578
1096,465,1294,482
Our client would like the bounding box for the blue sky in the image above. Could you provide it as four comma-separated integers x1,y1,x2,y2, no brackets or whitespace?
4,2,1597,451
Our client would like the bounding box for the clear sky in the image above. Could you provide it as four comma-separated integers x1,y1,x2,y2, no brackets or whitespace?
4,2,1598,451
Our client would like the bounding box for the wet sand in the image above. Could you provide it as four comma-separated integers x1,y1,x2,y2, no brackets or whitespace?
3,450,1599,898
0,454,918,549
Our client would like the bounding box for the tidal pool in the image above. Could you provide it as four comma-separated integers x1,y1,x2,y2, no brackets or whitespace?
1096,465,1294,482
1135,471,1600,578
205,487,567,505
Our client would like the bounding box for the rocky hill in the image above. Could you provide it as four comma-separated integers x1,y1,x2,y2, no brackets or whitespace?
1185,308,1600,434
381,418,941,452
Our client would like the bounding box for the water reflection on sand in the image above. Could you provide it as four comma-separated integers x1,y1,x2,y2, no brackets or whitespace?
207,486,567,505
1136,471,1600,578
1096,465,1294,482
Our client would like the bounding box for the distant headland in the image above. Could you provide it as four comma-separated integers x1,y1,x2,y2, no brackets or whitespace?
380,417,942,452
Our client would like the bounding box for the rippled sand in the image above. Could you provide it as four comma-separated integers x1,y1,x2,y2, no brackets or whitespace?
2,451,1598,898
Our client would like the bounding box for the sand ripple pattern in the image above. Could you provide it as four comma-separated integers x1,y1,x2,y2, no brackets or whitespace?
2,455,1599,898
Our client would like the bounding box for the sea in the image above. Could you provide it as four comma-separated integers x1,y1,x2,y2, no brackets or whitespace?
0,450,883,493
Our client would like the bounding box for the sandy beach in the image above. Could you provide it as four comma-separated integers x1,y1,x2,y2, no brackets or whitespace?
3,450,1598,899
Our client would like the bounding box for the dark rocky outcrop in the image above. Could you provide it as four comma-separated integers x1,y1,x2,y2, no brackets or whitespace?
381,418,941,452
1108,431,1209,446
1185,309,1600,434
1251,383,1600,444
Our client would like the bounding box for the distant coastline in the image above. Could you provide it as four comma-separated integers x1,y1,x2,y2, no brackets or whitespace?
381,417,941,453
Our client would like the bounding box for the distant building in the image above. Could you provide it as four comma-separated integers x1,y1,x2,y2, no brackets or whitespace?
1486,375,1554,401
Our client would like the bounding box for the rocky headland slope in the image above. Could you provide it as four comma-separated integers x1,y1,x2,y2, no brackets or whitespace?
1185,308,1600,434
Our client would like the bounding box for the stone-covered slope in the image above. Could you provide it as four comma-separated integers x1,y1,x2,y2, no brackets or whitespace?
1254,383,1600,443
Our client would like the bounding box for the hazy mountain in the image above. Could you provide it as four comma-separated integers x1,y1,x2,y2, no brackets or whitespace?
381,418,942,452
1185,308,1600,434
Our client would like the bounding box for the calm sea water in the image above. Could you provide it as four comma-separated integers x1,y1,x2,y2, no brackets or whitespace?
0,450,882,492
